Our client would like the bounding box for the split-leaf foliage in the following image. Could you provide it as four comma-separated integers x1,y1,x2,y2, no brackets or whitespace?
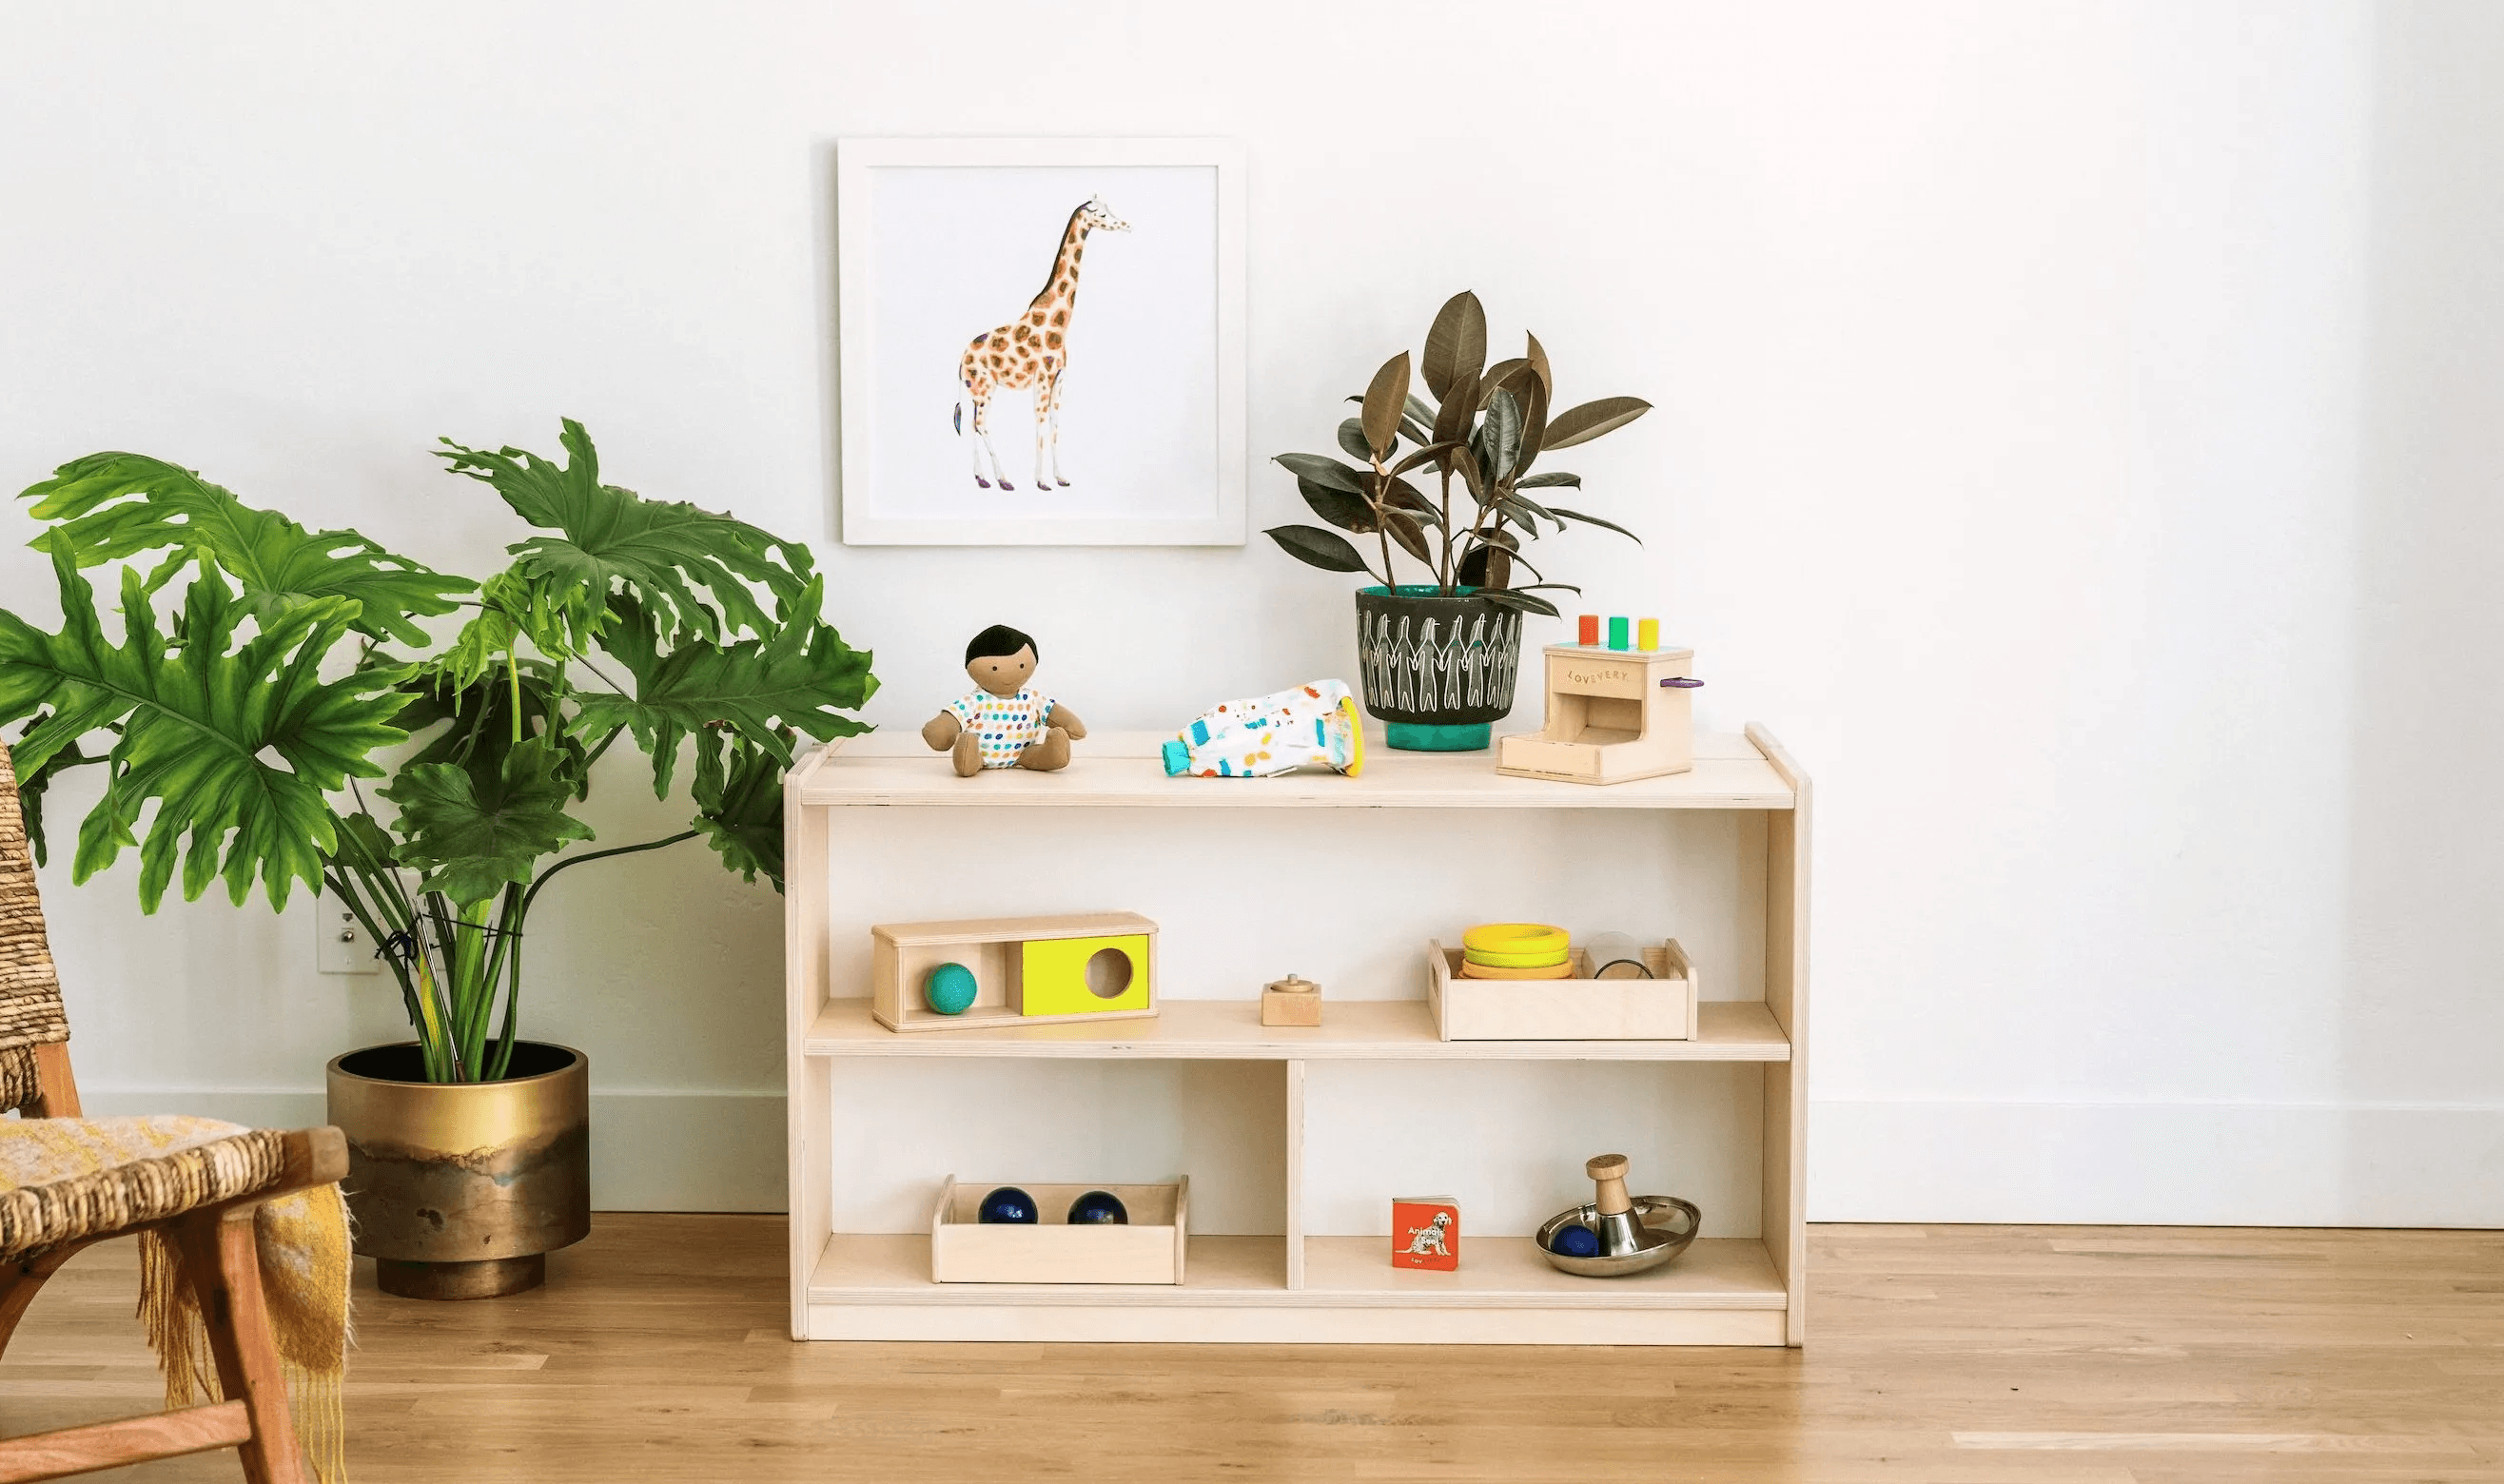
0,422,876,1084
1263,291,1651,618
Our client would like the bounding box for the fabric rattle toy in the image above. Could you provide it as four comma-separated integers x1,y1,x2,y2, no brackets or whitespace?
922,624,1087,777
1164,679,1363,778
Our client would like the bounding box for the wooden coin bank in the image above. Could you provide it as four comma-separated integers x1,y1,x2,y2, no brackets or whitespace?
1496,643,1698,785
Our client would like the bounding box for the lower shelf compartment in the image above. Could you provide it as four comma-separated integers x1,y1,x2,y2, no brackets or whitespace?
802,1233,1788,1343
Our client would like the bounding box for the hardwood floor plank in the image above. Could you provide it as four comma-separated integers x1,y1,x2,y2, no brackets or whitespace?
0,1217,2496,1481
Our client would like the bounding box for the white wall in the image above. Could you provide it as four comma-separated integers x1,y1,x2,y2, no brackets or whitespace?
3,1,2497,1222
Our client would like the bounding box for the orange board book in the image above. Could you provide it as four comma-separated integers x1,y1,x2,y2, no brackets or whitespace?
1390,1197,1460,1271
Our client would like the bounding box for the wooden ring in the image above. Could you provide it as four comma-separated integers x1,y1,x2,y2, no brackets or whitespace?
1456,959,1576,980
1460,923,1568,956
1463,946,1573,968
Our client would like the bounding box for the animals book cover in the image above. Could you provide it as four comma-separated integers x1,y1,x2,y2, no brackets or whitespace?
1391,1197,1460,1271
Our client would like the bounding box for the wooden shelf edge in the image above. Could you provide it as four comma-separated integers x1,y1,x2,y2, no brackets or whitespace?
806,1235,1784,1312
802,997,1791,1061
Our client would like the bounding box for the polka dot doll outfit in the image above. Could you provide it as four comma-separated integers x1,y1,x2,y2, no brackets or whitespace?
948,688,1060,769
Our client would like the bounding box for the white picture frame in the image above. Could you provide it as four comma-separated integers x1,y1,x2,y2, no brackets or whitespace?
834,137,1247,546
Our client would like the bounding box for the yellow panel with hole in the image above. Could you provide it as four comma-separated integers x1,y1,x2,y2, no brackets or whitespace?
1019,934,1151,1018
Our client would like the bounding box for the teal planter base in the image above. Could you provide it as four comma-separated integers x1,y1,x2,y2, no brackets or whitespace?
1385,722,1492,752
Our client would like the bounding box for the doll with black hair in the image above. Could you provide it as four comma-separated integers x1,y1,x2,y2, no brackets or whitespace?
921,624,1088,776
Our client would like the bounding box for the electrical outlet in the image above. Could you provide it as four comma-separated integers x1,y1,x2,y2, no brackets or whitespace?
317,893,382,975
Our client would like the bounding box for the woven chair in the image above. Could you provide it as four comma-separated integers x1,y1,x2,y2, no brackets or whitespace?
0,741,345,1484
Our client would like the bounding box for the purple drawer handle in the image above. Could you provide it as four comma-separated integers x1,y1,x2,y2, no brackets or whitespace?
1660,677,1703,689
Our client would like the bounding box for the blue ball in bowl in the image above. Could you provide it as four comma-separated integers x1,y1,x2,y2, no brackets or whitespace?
924,962,979,1015
1066,1190,1129,1224
1549,1223,1602,1259
976,1186,1038,1224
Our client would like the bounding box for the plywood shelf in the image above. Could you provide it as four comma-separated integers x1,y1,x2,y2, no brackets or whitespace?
1297,1236,1785,1309
808,1233,1780,1311
803,996,1791,1062
785,721,1811,1347
791,730,1795,810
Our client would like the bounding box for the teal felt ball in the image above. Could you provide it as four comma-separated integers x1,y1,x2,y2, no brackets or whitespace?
924,962,978,1015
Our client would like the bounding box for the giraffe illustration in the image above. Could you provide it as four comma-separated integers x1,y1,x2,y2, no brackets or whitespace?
953,195,1131,491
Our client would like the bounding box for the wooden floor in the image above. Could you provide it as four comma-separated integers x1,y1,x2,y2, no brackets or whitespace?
2,1217,2499,1482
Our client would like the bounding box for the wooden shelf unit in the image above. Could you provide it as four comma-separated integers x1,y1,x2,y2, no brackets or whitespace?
785,724,1810,1346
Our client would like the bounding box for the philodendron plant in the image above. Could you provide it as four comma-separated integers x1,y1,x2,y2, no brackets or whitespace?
1264,290,1653,615
0,420,875,1084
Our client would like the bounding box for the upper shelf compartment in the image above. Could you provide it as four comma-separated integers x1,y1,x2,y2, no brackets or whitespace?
791,726,1798,810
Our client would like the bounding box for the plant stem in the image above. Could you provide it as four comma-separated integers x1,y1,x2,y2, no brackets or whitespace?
479,829,703,1081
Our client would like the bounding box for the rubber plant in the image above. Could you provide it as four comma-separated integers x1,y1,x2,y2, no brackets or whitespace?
1264,289,1653,615
0,420,875,1084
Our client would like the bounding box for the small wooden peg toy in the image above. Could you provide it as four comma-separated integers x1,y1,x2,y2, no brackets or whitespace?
921,624,1087,777
1261,973,1322,1026
1497,634,1702,787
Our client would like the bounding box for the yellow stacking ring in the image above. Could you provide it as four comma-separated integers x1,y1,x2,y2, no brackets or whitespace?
1462,923,1568,957
1457,959,1576,980
1464,945,1573,968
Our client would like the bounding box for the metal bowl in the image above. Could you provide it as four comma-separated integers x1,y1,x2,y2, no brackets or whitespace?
1536,1196,1701,1278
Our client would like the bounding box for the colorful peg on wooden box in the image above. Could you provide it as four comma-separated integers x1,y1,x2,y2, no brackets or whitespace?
1576,614,1600,646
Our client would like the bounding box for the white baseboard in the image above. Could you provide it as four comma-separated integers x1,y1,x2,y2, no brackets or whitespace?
75,1087,789,1213
1811,1098,2504,1227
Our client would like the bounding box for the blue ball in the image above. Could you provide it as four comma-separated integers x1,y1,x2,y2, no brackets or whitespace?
1066,1190,1128,1224
924,962,978,1015
977,1186,1038,1224
1551,1223,1601,1259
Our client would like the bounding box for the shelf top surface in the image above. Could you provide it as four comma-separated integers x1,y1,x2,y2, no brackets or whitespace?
808,1234,1783,1310
805,996,1790,1061
791,728,1797,810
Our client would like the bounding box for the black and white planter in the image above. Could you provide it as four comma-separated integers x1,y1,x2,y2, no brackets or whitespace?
1354,586,1524,751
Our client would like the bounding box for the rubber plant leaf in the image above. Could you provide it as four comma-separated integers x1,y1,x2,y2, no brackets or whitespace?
1541,396,1653,451
17,453,473,648
1273,453,1369,498
1297,476,1378,534
0,546,407,912
1336,418,1374,464
1479,388,1523,484
1384,511,1435,567
1262,524,1373,574
572,585,875,798
1525,332,1554,400
691,730,788,889
1548,506,1644,542
1481,588,1561,618
1360,352,1412,460
437,419,812,645
1420,291,1487,402
380,735,596,907
1516,471,1582,489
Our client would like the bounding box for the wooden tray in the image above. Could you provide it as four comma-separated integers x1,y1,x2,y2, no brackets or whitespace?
929,1177,1188,1284
1424,940,1697,1041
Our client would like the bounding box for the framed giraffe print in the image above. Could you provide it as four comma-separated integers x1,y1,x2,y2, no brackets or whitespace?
834,137,1247,546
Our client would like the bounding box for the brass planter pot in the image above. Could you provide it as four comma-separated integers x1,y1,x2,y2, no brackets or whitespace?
325,1041,590,1300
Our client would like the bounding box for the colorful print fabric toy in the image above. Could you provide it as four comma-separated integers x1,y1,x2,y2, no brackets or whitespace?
922,625,1087,776
1163,680,1363,778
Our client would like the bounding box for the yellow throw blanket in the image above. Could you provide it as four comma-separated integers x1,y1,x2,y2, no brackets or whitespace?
0,1114,348,1481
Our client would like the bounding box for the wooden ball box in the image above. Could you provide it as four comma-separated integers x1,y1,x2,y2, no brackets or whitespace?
928,1176,1189,1285
1423,939,1697,1041
870,912,1157,1032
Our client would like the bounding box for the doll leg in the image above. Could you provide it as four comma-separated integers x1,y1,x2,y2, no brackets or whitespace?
952,730,985,777
1016,727,1071,771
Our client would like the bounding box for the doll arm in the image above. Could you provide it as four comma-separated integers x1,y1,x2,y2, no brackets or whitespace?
922,710,962,752
1046,701,1086,740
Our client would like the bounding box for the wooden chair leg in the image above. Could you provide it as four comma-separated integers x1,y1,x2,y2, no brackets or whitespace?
171,1210,306,1484
0,1243,86,1359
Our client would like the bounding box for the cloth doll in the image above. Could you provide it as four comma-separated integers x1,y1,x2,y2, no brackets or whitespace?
922,624,1087,777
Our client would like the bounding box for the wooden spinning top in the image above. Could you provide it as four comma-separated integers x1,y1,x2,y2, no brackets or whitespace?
1583,1153,1654,1256
1586,1154,1633,1215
